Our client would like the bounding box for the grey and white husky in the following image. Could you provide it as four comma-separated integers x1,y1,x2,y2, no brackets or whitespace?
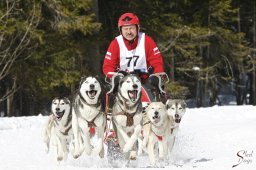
42,97,72,162
72,76,106,159
111,74,143,160
165,99,186,152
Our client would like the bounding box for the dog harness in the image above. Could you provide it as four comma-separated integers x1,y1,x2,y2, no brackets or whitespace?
112,91,142,127
75,93,104,135
113,104,141,127
155,134,163,141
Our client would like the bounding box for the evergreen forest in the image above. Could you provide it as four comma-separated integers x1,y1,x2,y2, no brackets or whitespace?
0,0,255,116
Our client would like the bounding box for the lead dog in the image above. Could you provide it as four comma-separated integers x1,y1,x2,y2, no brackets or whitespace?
111,74,143,160
166,99,186,153
42,97,72,162
72,76,106,159
142,102,172,166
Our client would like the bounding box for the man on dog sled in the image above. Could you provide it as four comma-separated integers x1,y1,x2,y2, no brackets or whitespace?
101,12,169,161
102,12,168,104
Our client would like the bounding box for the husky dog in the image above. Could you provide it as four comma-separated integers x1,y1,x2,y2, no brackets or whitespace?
142,102,172,166
111,74,143,160
165,99,186,152
42,97,72,162
72,76,106,159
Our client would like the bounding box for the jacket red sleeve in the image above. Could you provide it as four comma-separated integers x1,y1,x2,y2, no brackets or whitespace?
144,35,164,73
102,39,120,77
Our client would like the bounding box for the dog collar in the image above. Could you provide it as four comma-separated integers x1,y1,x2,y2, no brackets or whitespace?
151,124,164,141
143,120,150,126
153,132,162,141
156,135,163,141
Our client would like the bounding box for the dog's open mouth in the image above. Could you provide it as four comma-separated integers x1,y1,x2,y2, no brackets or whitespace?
128,90,138,102
153,115,160,124
175,118,181,123
55,111,65,120
86,90,97,99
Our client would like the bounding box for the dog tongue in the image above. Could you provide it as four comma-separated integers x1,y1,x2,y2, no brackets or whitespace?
56,111,64,119
133,91,137,101
154,117,160,123
130,90,137,101
89,90,96,96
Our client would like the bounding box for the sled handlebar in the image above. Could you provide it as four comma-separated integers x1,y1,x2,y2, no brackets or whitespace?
104,72,122,85
104,72,169,85
149,72,169,84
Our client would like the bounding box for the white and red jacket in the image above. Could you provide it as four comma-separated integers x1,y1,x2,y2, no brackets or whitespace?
102,32,164,80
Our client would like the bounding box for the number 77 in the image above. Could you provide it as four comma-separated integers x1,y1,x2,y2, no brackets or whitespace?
126,56,139,67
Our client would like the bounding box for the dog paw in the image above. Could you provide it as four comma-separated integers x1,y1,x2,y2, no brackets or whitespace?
72,149,82,159
57,156,63,162
129,151,137,160
73,153,81,159
99,149,105,158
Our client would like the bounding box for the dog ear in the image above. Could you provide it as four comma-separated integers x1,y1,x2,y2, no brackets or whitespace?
166,103,170,110
113,74,124,88
80,75,87,80
95,75,101,80
119,78,124,88
79,76,87,87
95,75,100,81
165,99,170,109
52,97,59,103
95,75,104,85
182,100,187,108
63,97,71,104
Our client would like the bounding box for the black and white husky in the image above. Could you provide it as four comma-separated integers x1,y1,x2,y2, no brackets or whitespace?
72,76,106,159
111,74,143,160
42,97,72,162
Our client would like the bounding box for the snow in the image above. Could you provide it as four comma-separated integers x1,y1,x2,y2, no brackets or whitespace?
0,105,255,170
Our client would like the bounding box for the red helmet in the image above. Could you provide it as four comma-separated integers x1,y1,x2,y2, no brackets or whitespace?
118,13,140,28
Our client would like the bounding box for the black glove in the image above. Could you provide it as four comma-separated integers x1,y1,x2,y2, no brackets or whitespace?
147,75,160,91
112,74,123,94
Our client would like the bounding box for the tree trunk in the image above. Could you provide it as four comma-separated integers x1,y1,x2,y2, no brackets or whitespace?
90,0,101,74
6,77,17,117
6,88,14,117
